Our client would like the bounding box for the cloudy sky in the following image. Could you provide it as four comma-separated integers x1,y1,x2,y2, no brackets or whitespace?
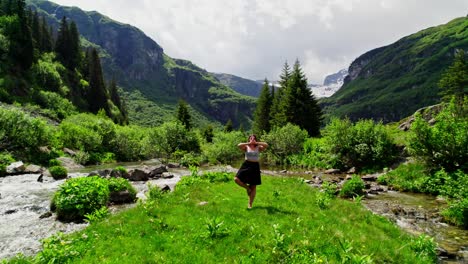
51,0,468,84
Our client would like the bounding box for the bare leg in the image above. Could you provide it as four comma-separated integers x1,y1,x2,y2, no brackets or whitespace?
248,185,257,209
235,177,250,195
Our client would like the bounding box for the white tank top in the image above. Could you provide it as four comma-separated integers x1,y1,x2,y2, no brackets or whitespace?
245,146,260,162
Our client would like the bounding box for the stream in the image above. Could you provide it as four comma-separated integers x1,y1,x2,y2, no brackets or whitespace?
1,163,467,263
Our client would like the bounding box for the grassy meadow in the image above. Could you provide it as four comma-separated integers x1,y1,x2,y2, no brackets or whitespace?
8,173,436,264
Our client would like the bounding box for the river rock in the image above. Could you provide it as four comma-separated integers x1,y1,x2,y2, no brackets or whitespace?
161,172,174,179
63,148,77,157
361,174,378,181
167,163,180,168
24,164,43,174
148,165,168,178
160,184,171,192
126,169,149,181
110,169,129,178
325,169,341,174
109,190,136,204
6,161,25,174
57,157,84,170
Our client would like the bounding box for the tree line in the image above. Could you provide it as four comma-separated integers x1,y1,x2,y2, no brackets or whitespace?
0,0,128,124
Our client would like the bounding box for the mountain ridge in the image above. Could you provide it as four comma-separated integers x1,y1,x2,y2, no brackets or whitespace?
321,17,468,122
27,0,255,128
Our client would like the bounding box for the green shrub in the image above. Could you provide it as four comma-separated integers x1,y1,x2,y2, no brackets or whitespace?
340,175,365,198
52,176,110,222
32,91,77,120
0,152,14,177
410,99,468,172
323,118,398,171
202,130,245,164
110,125,149,161
48,159,61,166
31,53,66,94
147,121,200,160
49,165,68,180
288,137,330,169
114,166,128,174
108,177,137,198
442,198,468,229
179,152,202,167
0,107,51,155
409,234,437,261
263,123,309,165
58,113,116,153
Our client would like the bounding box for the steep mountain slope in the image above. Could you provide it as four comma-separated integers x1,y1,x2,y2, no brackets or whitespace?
321,17,468,122
27,0,255,127
211,73,263,97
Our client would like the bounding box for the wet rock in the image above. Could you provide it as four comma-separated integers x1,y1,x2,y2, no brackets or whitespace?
24,164,43,174
148,165,168,178
347,167,356,174
126,169,149,181
160,184,171,192
5,209,17,215
6,161,25,174
280,170,287,173
110,169,129,178
167,163,180,168
325,169,340,174
109,190,136,204
37,174,43,182
304,180,313,184
361,174,378,181
57,157,84,170
39,212,52,219
161,172,174,179
88,169,111,178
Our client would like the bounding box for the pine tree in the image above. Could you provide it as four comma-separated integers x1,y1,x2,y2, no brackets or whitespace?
176,99,192,130
108,78,128,124
31,11,40,50
55,16,70,67
290,59,322,136
40,16,53,52
438,49,468,106
87,48,109,115
8,0,33,72
68,21,81,69
253,78,272,135
271,61,291,127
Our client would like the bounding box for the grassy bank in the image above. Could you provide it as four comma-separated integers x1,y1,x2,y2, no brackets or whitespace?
6,174,435,263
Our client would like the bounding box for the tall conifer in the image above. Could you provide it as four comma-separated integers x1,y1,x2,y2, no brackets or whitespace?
253,78,272,135
176,99,192,130
87,48,109,115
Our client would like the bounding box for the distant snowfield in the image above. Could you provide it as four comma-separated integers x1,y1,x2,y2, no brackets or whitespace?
309,82,343,98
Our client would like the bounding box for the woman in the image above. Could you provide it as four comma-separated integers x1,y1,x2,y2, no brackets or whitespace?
234,134,268,209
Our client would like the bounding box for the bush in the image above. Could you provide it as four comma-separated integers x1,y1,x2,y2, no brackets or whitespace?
108,177,137,202
263,123,309,165
340,175,365,198
52,176,110,222
442,198,468,229
49,165,68,180
147,121,200,160
0,152,15,177
32,91,77,120
288,137,330,169
202,130,246,164
410,99,468,173
0,107,51,155
58,113,116,153
110,125,150,161
323,118,398,171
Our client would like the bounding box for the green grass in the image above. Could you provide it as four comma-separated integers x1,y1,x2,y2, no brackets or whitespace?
10,175,435,263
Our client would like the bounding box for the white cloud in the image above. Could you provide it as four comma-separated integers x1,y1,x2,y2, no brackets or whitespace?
51,0,468,84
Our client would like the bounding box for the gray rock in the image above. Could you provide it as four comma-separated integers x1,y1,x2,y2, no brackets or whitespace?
325,169,341,174
56,157,84,170
161,172,174,179
110,169,129,178
148,165,168,178
6,161,25,174
126,169,149,181
63,148,76,157
109,190,136,204
361,174,378,181
25,164,44,174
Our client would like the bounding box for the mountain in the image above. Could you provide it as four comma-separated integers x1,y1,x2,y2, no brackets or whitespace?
321,17,468,123
27,0,255,128
211,73,263,97
309,69,348,98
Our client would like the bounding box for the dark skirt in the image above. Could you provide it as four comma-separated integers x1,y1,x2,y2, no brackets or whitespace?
236,160,261,185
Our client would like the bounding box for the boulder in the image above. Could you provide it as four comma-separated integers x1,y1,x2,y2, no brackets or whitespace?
110,169,129,178
109,190,136,204
24,164,44,174
56,157,84,170
148,165,168,178
6,161,25,174
324,169,341,174
160,184,171,192
167,163,180,168
63,148,77,157
161,172,174,179
361,174,378,181
126,169,149,181
88,169,112,178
